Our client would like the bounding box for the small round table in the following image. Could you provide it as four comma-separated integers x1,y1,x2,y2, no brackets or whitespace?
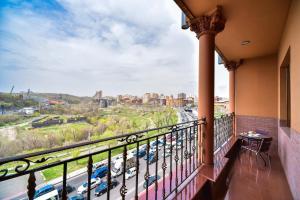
239,131,271,140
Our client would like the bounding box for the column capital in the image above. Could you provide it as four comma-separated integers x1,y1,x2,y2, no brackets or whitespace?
189,6,226,38
225,59,243,71
225,61,237,71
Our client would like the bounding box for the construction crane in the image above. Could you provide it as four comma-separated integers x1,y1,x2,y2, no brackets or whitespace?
27,89,31,97
10,85,14,95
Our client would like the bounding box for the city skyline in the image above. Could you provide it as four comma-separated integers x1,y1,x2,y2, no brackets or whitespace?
0,0,229,97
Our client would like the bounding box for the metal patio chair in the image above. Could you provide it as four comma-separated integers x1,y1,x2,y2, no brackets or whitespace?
242,137,272,167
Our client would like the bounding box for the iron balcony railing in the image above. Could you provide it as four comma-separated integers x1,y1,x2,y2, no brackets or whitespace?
214,113,234,152
0,119,206,200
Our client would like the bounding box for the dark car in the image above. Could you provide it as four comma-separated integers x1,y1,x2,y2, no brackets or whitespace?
143,152,155,160
143,175,161,189
95,179,119,196
92,165,108,179
34,184,55,198
68,194,85,200
57,184,75,198
133,149,146,158
148,154,157,164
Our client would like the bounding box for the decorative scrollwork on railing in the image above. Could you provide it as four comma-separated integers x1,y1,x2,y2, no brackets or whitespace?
162,162,167,171
0,156,53,179
118,133,144,144
184,150,189,160
174,155,179,162
120,185,127,197
214,113,234,151
144,171,150,180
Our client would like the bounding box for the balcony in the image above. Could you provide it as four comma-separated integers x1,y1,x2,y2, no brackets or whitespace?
1,0,299,199
0,116,205,199
0,114,235,200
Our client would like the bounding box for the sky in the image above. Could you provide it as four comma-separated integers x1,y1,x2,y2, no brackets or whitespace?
0,0,229,97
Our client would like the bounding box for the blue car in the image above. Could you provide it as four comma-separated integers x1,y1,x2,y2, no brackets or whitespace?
144,152,155,160
68,194,85,200
148,154,157,164
95,179,119,196
133,149,146,158
144,153,157,164
143,175,161,189
92,165,108,179
34,184,55,198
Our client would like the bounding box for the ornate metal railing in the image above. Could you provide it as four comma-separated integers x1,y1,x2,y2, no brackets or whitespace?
214,113,234,152
0,118,206,200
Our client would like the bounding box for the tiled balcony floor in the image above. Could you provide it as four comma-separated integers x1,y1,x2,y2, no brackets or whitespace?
225,151,293,200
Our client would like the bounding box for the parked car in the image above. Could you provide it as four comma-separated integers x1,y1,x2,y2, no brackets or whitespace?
34,184,55,199
161,152,171,157
111,168,122,178
132,149,146,158
56,184,75,198
143,175,161,189
34,189,59,200
144,152,155,160
139,144,147,151
92,161,107,171
95,179,119,196
150,145,161,152
150,140,163,147
77,178,101,194
111,154,136,177
175,143,182,150
125,167,136,180
148,154,157,164
92,165,108,179
68,194,85,200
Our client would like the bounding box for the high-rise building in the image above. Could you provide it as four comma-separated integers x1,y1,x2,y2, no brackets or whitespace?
93,90,103,103
151,93,159,99
143,93,151,104
178,93,187,99
117,95,122,103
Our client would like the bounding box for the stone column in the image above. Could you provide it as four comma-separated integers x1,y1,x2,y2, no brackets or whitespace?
225,61,237,113
189,6,226,165
225,61,238,136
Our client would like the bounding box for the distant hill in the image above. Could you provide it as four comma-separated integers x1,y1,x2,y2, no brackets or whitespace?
0,92,92,108
34,93,92,104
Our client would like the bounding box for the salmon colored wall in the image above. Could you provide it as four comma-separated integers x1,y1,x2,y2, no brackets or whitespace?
278,0,300,132
236,54,278,118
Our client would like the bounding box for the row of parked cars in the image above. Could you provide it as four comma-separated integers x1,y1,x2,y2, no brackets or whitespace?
31,133,191,199
32,183,81,200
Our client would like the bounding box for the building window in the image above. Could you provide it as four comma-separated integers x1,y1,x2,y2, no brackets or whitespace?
280,48,291,127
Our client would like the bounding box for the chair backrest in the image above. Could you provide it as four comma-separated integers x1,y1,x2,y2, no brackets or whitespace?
259,137,273,152
255,129,269,136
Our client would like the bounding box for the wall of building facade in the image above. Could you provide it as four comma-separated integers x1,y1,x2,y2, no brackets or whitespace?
278,0,300,133
236,54,278,118
277,0,300,198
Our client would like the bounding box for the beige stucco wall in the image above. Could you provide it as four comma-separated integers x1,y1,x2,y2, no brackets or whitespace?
236,54,278,118
278,0,300,132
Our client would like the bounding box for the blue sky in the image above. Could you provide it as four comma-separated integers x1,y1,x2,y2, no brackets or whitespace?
0,0,228,97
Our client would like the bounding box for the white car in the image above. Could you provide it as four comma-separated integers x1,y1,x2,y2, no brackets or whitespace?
111,168,122,177
125,167,136,180
77,178,101,194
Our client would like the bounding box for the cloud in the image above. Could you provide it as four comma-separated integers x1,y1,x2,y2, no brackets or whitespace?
0,0,227,97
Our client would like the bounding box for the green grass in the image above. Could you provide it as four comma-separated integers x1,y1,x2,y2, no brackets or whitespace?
41,147,125,181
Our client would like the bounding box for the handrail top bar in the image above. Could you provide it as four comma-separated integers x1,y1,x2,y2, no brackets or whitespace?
0,118,205,163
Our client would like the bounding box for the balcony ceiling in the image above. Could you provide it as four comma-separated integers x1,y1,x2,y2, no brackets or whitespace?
176,0,291,61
